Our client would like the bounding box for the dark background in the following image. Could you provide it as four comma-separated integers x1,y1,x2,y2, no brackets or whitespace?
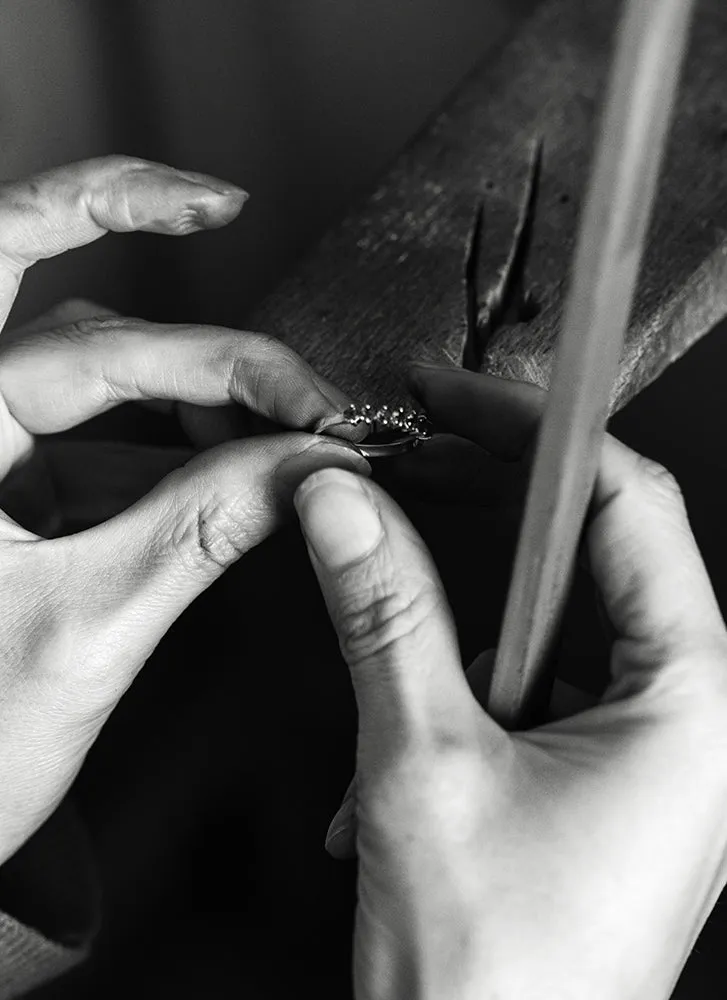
1,1,725,996
1,0,534,330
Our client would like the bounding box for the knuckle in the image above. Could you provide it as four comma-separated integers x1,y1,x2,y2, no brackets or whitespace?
170,492,251,574
41,320,122,400
56,317,137,379
56,318,99,346
336,572,443,668
233,332,296,378
57,315,123,344
0,302,121,358
228,333,306,409
84,157,155,229
244,331,284,357
633,455,684,507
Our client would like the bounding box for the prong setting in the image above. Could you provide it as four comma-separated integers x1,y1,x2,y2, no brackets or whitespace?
342,402,433,457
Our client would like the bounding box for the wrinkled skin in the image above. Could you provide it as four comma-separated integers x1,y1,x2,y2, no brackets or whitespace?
0,155,370,865
296,365,727,1000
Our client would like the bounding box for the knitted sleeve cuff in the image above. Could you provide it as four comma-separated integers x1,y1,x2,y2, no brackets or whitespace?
0,798,99,999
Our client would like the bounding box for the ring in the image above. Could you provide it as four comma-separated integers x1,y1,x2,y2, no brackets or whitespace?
341,403,433,458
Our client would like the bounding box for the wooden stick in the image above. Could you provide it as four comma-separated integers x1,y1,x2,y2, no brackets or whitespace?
486,0,698,729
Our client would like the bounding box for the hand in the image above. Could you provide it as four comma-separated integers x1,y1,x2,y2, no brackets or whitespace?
0,156,370,864
1,291,363,535
294,365,727,1000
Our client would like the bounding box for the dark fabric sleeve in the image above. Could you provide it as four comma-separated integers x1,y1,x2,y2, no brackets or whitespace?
0,799,99,999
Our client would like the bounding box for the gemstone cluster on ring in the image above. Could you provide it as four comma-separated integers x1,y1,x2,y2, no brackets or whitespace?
343,403,433,440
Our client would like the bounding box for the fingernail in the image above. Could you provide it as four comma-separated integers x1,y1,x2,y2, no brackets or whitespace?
276,441,371,504
314,414,370,445
195,182,248,199
308,438,371,473
295,468,383,569
311,376,353,414
206,183,249,201
175,168,250,200
315,413,354,435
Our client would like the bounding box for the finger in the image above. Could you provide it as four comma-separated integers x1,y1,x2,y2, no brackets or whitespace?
148,356,364,444
324,646,598,867
2,299,361,461
378,433,527,507
1,297,174,429
3,297,119,346
589,437,727,691
0,320,356,439
0,155,247,328
294,469,497,774
43,436,371,708
174,361,368,452
407,367,727,699
3,300,296,443
408,364,544,460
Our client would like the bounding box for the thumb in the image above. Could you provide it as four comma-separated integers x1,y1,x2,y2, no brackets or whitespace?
325,646,499,863
293,469,488,775
51,435,370,676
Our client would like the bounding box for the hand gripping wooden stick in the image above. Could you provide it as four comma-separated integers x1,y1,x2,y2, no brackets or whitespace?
486,0,698,729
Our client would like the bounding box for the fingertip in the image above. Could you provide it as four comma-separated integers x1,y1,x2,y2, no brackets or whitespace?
308,374,369,442
173,168,249,200
294,463,362,499
140,185,248,235
313,413,369,444
103,160,250,236
188,186,249,231
276,441,371,512
294,467,383,571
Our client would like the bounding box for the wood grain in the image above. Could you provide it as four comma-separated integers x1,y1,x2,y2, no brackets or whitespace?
249,0,727,414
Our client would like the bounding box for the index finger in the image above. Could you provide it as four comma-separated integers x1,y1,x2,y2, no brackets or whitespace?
0,319,358,438
410,364,727,689
0,155,247,329
588,437,727,673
